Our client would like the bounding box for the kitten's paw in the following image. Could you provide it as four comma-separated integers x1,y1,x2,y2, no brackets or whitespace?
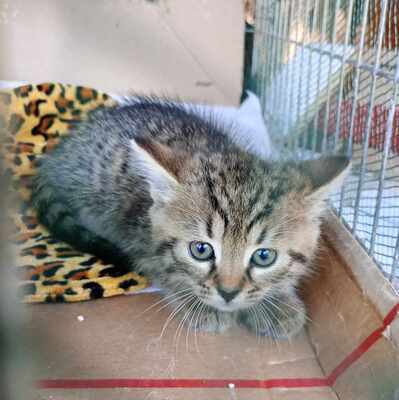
238,294,307,339
193,309,235,333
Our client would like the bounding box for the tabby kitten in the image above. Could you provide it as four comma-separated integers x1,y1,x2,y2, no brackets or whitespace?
31,97,350,338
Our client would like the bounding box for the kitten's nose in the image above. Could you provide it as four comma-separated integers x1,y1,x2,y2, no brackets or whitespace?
217,287,240,303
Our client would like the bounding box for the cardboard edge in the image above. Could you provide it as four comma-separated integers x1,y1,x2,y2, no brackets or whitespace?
323,209,399,349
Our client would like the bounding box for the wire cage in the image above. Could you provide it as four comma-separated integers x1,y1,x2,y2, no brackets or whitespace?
250,0,399,288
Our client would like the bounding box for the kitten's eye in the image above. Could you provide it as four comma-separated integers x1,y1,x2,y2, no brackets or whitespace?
189,241,215,261
251,248,278,268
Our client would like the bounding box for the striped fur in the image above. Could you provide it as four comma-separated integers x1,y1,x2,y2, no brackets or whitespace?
31,96,350,338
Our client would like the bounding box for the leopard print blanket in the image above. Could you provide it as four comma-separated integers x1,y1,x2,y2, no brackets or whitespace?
0,83,149,303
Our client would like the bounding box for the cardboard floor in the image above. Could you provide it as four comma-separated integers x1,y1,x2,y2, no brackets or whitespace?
28,239,399,400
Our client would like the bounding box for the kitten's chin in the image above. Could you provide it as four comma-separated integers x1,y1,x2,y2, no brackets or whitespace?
201,298,250,313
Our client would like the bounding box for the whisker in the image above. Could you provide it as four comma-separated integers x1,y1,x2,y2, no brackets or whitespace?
173,297,197,351
262,295,292,322
185,299,202,352
158,294,195,344
193,302,206,356
266,294,312,323
132,287,192,321
248,306,260,340
198,304,210,334
257,303,278,347
261,297,292,343
258,303,281,349
155,291,194,313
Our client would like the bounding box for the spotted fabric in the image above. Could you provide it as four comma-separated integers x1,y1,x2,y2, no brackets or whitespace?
0,83,149,303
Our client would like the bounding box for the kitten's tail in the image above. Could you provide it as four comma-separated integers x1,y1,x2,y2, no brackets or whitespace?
31,180,131,270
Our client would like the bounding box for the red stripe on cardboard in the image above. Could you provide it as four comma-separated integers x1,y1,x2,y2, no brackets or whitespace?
37,303,399,390
37,377,329,389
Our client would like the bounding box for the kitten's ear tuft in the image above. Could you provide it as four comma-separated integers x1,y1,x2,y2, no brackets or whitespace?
130,138,184,203
300,155,351,201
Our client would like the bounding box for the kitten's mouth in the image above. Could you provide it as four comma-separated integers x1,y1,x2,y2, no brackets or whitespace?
214,303,241,312
200,297,249,312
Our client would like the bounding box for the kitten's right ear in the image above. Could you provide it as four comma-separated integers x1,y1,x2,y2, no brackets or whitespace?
130,138,184,204
300,155,352,202
297,155,351,219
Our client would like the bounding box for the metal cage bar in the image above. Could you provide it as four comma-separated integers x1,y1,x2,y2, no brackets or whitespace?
252,0,399,288
352,0,389,234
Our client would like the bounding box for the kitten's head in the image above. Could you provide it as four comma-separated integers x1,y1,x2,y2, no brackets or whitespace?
131,138,350,312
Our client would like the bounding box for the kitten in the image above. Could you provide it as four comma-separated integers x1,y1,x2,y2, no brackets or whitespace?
31,97,350,338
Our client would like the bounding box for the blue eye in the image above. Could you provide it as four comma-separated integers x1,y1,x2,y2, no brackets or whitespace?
251,248,278,268
189,241,215,261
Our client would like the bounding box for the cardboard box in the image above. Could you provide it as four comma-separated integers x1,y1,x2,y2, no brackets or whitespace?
28,214,399,400
2,2,398,398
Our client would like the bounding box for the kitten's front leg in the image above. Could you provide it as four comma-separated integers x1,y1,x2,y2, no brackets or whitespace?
238,292,306,339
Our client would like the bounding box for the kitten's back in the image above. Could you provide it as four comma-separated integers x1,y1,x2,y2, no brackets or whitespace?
31,97,244,262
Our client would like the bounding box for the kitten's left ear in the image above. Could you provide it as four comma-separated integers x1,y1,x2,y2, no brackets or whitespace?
130,138,185,204
300,155,351,202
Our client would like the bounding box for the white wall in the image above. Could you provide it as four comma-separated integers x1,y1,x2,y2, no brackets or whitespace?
0,0,244,105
